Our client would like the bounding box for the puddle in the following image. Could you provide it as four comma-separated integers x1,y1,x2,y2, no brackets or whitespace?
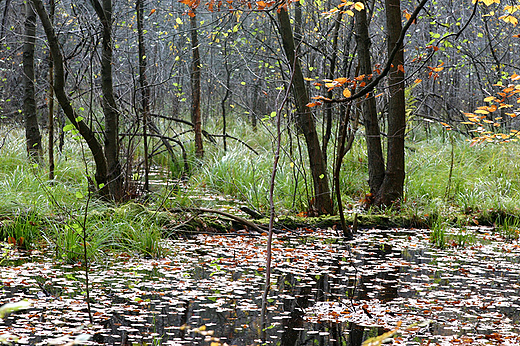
1,228,520,345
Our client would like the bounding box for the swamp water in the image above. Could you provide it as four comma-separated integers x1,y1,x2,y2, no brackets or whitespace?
1,227,520,345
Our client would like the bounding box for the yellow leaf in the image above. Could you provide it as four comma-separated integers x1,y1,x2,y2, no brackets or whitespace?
343,88,351,98
354,2,364,11
176,18,183,25
346,10,354,16
325,82,336,88
334,77,348,84
484,96,496,102
475,109,489,114
304,77,314,81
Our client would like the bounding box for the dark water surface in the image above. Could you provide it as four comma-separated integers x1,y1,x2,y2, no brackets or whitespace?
1,227,520,345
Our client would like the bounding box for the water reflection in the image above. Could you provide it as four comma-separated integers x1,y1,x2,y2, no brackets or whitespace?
1,229,520,345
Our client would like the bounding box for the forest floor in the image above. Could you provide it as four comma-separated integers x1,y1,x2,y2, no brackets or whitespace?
1,224,519,345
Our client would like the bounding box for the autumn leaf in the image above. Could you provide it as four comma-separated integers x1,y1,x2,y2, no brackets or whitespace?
149,8,156,15
343,88,351,98
354,2,364,11
499,14,518,26
403,9,411,21
333,77,348,84
256,0,267,10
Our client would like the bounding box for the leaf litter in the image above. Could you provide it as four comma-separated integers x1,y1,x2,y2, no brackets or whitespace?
0,227,520,345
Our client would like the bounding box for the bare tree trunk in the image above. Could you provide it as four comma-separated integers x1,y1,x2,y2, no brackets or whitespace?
277,7,333,215
322,11,343,167
190,12,203,158
23,1,42,161
47,0,55,180
91,0,123,200
355,2,385,197
0,0,11,45
221,39,230,151
137,0,150,191
374,0,406,206
32,0,108,190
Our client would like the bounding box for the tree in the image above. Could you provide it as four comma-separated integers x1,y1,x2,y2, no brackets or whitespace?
136,0,150,191
90,0,124,200
190,10,204,159
277,6,333,215
354,2,385,198
373,0,406,206
31,0,108,196
23,1,42,161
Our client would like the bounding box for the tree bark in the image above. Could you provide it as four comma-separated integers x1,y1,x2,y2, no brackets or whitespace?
374,0,406,206
355,2,385,196
47,0,55,180
23,1,42,161
190,12,203,159
137,0,150,191
31,0,108,190
91,0,123,200
277,7,333,215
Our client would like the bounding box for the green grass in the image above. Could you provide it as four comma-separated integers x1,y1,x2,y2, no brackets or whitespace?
1,120,520,261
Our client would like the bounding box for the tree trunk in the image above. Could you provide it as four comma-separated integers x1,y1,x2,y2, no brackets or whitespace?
277,7,333,215
23,1,42,161
322,11,343,167
137,0,150,191
47,0,55,180
190,12,203,159
374,0,406,206
355,2,385,196
31,0,108,191
92,0,123,201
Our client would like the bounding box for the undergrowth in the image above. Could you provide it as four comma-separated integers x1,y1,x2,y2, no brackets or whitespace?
0,120,520,260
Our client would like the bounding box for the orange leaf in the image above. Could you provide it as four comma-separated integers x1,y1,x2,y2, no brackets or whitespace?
343,88,351,98
397,64,405,73
403,9,411,21
256,0,266,9
334,77,348,84
149,8,156,15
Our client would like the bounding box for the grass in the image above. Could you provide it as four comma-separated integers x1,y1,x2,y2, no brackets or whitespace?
1,119,520,261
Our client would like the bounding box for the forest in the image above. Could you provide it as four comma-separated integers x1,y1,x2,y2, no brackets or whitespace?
0,0,520,344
